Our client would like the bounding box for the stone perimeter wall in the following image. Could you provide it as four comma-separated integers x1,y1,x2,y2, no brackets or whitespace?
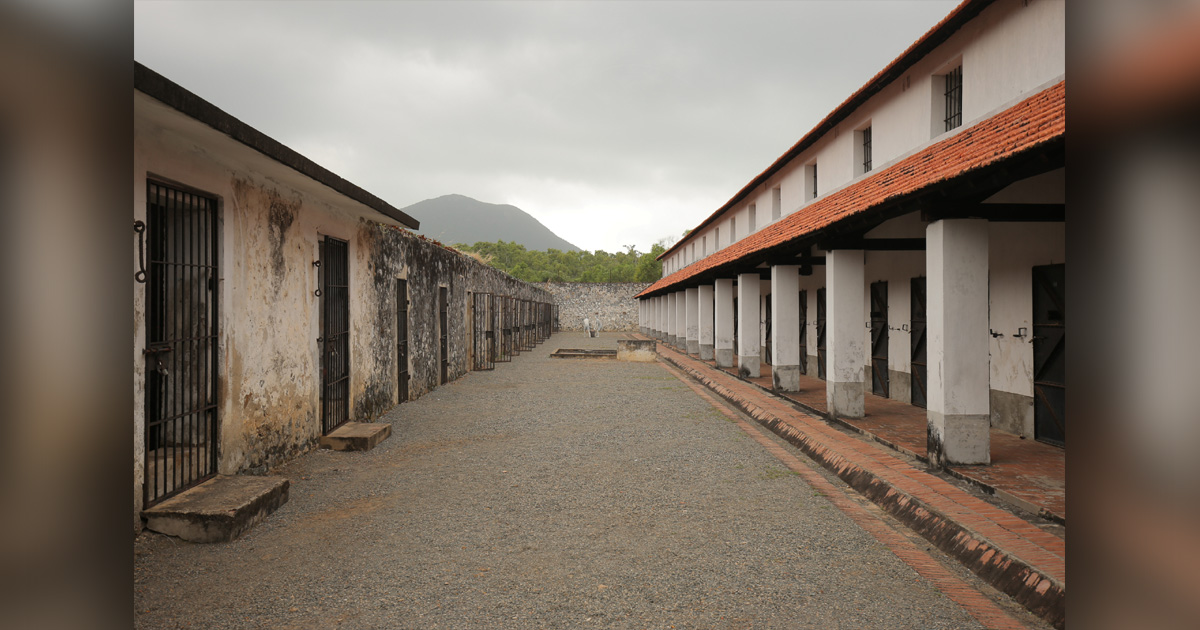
544,282,650,331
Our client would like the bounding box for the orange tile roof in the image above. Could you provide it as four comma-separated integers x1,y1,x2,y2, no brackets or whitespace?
639,80,1065,299
658,0,996,262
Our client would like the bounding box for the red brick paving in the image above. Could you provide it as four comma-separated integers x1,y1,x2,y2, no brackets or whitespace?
647,339,1066,628
659,360,1041,630
669,345,1066,524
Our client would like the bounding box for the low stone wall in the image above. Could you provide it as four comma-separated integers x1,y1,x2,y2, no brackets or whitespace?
543,282,650,332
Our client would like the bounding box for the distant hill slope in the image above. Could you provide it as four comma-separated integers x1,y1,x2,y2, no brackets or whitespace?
399,194,580,252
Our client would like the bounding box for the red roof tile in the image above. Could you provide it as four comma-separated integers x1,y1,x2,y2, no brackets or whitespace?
658,0,996,262
639,80,1065,299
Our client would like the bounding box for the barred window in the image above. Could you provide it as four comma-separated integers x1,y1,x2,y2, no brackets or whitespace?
944,65,962,132
861,126,873,173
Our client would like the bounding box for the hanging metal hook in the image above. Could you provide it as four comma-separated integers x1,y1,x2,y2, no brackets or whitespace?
133,220,147,283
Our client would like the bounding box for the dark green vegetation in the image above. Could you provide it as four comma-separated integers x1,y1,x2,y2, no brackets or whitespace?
454,240,666,283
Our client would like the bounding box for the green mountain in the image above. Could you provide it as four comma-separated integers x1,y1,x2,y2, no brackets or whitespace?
399,194,580,252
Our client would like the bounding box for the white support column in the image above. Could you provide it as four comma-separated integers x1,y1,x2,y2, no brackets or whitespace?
826,250,866,418
927,219,990,466
685,288,700,355
714,279,735,367
771,265,802,391
737,273,761,377
675,291,687,350
666,293,676,345
657,296,665,340
698,284,715,360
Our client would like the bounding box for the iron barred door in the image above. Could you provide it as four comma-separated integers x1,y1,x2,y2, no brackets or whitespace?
910,277,928,409
870,281,889,397
763,294,773,365
143,181,219,506
798,290,808,374
473,292,494,371
320,236,351,434
1032,264,1066,447
396,278,409,403
816,288,827,380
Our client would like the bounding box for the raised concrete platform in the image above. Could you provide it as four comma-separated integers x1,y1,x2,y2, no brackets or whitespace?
319,421,392,452
142,475,289,543
616,339,656,362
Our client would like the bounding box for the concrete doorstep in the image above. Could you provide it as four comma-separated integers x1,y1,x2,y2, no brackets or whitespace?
142,475,290,543
319,421,392,452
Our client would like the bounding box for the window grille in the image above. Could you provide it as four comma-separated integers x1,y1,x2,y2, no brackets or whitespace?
862,127,873,173
811,163,818,199
944,65,963,131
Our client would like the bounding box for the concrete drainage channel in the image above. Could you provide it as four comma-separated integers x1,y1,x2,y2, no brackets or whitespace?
550,339,656,362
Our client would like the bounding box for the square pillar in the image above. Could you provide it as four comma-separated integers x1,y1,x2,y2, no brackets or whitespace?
737,273,761,378
685,288,700,355
714,279,735,368
666,293,676,345
826,250,866,419
927,219,990,466
675,290,687,350
698,285,715,360
771,265,802,391
657,296,665,340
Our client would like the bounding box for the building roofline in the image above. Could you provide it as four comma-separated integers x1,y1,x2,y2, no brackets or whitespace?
134,62,420,230
638,80,1065,299
657,0,994,261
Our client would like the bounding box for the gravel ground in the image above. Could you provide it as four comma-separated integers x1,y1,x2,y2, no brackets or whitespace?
134,332,984,630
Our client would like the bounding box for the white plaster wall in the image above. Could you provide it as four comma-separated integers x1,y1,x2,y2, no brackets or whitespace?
670,0,1063,267
988,221,1065,397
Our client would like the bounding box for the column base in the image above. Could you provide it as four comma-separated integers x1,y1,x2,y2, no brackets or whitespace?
772,364,801,392
668,335,677,347
826,380,865,419
715,348,734,368
737,355,760,378
686,340,700,355
699,344,714,361
927,411,991,467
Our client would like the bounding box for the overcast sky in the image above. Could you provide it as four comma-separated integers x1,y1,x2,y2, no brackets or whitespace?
135,1,958,253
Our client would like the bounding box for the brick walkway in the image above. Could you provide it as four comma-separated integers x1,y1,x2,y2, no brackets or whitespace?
646,338,1067,628
645,340,1065,524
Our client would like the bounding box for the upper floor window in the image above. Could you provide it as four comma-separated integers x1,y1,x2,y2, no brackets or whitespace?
729,217,737,242
861,126,873,173
806,162,818,200
748,204,757,233
702,235,707,257
771,187,781,221
944,65,962,132
715,227,720,249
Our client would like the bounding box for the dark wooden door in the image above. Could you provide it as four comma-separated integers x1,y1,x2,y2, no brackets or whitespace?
870,281,889,397
763,294,773,365
439,287,449,384
1032,264,1066,447
799,290,808,374
910,277,928,409
816,288,827,380
143,181,219,506
396,279,409,403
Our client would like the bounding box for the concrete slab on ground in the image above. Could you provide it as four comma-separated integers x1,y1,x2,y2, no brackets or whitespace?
142,475,290,543
319,421,392,452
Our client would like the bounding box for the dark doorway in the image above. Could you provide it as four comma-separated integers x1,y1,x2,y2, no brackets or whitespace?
143,181,219,506
439,286,449,384
763,294,773,365
798,290,808,374
320,236,351,434
870,281,889,397
1032,264,1066,447
816,288,827,380
396,279,409,403
911,277,928,409
473,292,494,371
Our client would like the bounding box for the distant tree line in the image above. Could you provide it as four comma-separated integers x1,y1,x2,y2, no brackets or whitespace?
454,240,667,283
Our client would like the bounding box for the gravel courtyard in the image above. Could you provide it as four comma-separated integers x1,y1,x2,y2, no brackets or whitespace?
134,332,983,630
